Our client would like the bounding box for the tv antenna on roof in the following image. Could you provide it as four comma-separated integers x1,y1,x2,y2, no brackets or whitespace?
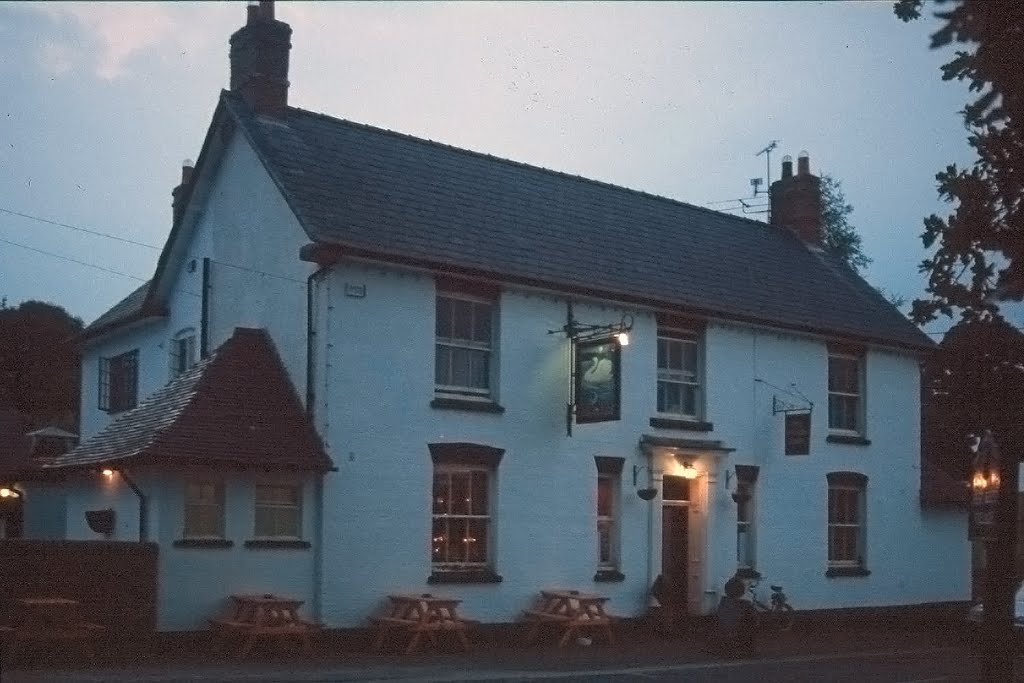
755,139,779,189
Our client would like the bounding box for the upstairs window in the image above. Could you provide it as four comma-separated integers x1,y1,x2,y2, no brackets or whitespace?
169,329,197,379
435,287,496,397
183,481,224,539
254,484,302,539
828,349,863,433
657,329,703,419
99,349,138,413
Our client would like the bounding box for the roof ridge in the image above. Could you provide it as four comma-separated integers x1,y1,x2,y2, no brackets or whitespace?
281,102,774,235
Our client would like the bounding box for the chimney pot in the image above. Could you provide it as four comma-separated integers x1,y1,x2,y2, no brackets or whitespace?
181,159,195,185
246,2,258,24
260,0,275,20
797,151,810,176
781,154,793,179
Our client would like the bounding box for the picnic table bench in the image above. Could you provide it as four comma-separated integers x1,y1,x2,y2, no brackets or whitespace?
2,597,106,659
209,594,319,658
369,593,474,654
523,590,615,647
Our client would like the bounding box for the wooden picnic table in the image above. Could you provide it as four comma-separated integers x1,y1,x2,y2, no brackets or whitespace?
1,596,106,659
523,589,615,647
209,593,318,658
369,593,473,654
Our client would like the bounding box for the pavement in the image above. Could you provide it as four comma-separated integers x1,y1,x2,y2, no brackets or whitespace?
0,618,988,683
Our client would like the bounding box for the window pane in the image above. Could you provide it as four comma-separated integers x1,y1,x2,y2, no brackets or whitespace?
597,477,613,517
598,520,612,564
466,518,487,563
682,341,698,374
433,473,449,514
468,349,490,389
473,302,492,343
681,385,697,416
668,341,682,371
828,395,859,431
450,348,471,387
451,472,470,515
435,345,450,385
657,339,667,370
737,524,750,566
452,300,473,341
829,357,859,393
432,518,449,563
470,470,488,515
436,297,451,338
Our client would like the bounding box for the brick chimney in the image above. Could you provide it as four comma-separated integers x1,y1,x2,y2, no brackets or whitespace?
171,159,195,227
229,0,292,116
769,151,822,245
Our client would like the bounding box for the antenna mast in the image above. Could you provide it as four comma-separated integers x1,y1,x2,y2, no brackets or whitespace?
756,139,779,187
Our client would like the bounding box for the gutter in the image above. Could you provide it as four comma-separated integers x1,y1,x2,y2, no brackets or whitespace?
117,468,149,542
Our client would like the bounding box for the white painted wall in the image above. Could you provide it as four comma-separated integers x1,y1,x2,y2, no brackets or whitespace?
154,473,319,631
313,260,969,627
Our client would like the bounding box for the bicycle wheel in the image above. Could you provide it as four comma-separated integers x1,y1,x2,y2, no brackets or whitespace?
773,603,795,631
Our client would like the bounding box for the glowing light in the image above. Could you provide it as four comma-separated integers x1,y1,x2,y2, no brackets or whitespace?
101,469,115,478
679,462,699,479
616,331,630,346
972,472,988,491
0,487,18,499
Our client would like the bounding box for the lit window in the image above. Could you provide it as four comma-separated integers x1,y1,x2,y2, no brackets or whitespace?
657,330,702,418
170,330,197,378
435,291,495,396
432,468,491,569
184,482,224,538
736,481,755,570
597,473,619,570
254,484,302,539
827,472,867,569
99,349,139,413
828,350,863,433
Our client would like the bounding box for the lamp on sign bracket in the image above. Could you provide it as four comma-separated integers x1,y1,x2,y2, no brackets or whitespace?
548,303,633,346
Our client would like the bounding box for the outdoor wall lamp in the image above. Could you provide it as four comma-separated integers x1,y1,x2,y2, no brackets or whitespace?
549,303,634,345
0,487,20,499
632,465,658,501
677,461,699,480
101,468,115,479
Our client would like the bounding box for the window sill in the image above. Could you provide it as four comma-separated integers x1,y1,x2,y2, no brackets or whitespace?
431,397,505,414
826,434,872,446
428,568,503,584
649,417,713,432
243,539,311,550
735,567,762,580
593,569,625,583
826,566,871,578
173,538,233,549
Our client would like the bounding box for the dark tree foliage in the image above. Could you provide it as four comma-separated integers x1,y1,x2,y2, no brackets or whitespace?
896,0,1024,324
820,174,872,274
922,317,1024,479
0,299,83,429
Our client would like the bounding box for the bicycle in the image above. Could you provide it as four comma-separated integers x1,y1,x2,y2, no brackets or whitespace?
747,578,795,632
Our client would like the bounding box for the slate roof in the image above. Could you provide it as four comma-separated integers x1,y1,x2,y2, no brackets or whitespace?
45,328,331,472
82,280,152,336
222,91,932,351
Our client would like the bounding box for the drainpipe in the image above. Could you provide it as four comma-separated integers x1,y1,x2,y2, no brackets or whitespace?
200,257,211,359
117,469,148,542
305,264,330,624
306,266,329,419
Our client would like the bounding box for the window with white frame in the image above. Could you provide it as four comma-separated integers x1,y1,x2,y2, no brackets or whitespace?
99,349,139,413
431,467,491,568
735,465,758,572
183,481,224,538
827,472,867,569
597,473,619,570
169,329,197,378
435,289,495,397
254,484,302,539
657,329,702,418
828,349,863,433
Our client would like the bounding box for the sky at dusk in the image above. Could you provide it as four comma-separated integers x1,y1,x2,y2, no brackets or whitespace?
0,1,987,338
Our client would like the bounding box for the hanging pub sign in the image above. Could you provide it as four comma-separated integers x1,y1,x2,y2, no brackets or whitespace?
784,412,811,456
574,338,621,424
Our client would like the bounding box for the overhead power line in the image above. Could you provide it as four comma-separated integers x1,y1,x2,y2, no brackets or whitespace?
0,207,160,250
0,236,149,282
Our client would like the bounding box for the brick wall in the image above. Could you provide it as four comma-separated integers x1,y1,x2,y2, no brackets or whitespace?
0,539,158,632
